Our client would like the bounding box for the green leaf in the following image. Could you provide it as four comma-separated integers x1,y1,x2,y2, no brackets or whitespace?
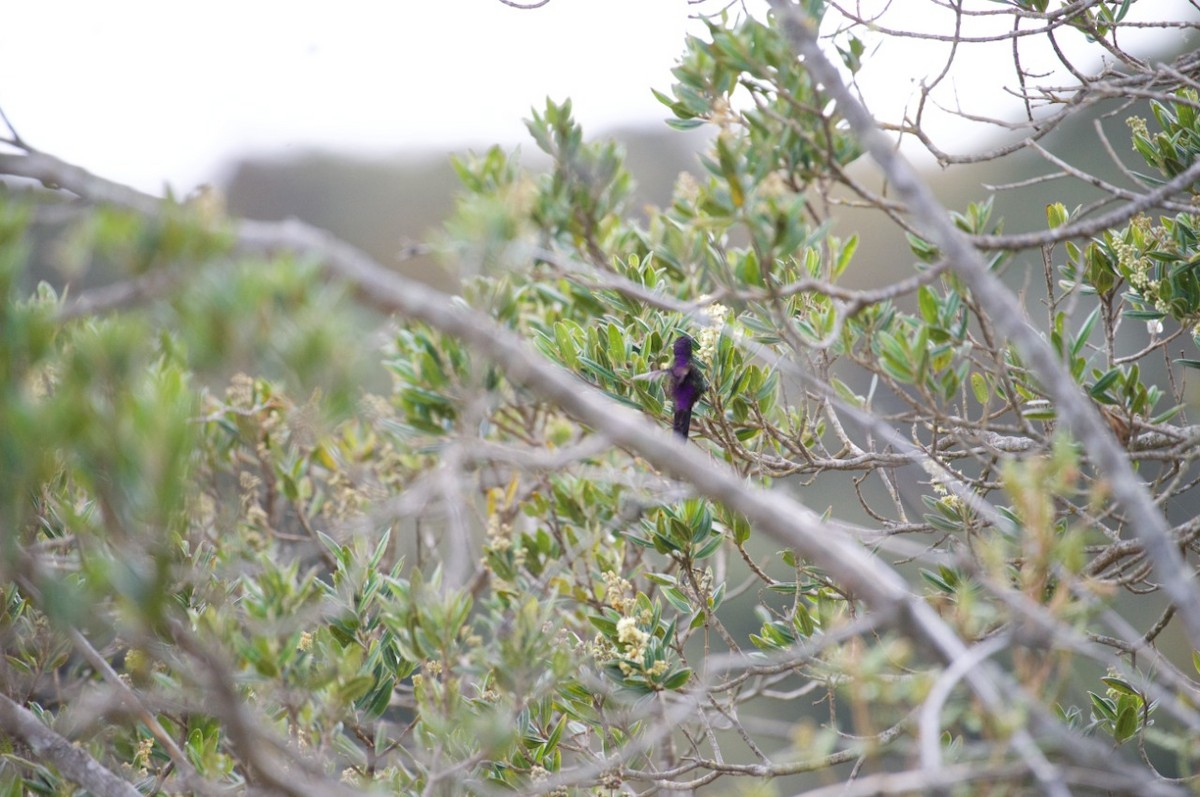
1113,704,1139,743
1088,367,1121,400
555,322,579,370
715,135,745,208
1089,691,1117,722
662,668,692,690
1071,306,1100,360
336,674,375,704
920,568,953,594
1046,202,1069,229
693,535,723,560
834,234,858,278
917,286,939,324
545,714,567,752
730,514,751,545
663,587,692,614
970,372,989,405
588,612,618,637
360,677,395,718
607,323,625,364
317,531,350,568
1101,676,1138,696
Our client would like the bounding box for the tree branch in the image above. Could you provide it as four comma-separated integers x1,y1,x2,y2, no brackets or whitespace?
971,156,1200,251
0,692,142,797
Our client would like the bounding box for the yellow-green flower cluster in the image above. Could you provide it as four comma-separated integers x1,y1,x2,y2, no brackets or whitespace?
1126,116,1149,148
696,299,729,363
922,458,963,511
485,513,513,552
132,737,154,778
673,171,700,204
615,616,668,677
1117,216,1167,313
602,570,633,612
616,616,649,659
758,170,789,199
597,572,669,675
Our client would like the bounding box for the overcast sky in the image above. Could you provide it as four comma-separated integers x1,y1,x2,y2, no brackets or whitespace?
1,1,1195,194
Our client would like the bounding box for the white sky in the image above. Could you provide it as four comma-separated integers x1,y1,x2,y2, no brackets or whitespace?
1,1,1195,194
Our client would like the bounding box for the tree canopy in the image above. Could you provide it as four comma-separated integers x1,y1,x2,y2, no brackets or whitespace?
2,2,1200,796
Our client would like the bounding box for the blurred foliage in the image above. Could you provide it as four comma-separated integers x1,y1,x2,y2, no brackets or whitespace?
3,4,1200,796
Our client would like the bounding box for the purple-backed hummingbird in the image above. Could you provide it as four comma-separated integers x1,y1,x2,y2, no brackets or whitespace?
666,335,705,439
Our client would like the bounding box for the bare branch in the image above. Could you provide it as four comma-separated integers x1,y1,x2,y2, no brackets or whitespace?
972,156,1200,251
0,103,31,150
0,692,142,797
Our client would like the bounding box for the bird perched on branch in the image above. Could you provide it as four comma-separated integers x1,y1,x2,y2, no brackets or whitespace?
631,333,706,439
667,334,705,439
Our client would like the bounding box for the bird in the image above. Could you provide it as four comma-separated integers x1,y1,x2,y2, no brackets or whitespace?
667,334,705,439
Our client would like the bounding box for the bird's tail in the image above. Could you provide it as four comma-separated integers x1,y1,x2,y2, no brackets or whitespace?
672,409,691,439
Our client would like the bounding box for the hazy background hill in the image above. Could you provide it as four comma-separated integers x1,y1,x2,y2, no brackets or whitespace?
220,126,711,293
218,101,1148,300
